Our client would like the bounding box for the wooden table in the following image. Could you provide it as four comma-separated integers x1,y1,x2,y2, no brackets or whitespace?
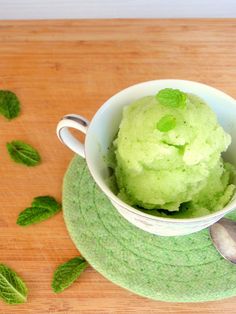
0,19,236,314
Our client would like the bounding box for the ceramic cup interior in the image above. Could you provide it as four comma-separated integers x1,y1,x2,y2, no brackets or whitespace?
57,79,236,236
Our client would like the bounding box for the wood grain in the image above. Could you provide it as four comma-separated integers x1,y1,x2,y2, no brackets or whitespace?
0,19,236,314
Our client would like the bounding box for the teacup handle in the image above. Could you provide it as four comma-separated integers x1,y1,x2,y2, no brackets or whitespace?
56,114,90,158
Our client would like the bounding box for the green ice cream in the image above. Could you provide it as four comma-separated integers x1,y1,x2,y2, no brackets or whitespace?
110,88,235,218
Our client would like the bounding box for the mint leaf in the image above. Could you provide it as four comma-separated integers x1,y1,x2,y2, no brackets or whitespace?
157,114,176,132
17,196,61,226
156,88,187,108
31,196,61,212
6,140,41,167
17,207,58,226
52,257,88,293
0,90,20,120
0,264,28,305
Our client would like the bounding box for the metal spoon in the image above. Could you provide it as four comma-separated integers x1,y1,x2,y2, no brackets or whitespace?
210,218,236,264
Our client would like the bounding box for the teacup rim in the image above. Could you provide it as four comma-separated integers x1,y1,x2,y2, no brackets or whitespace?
85,79,236,223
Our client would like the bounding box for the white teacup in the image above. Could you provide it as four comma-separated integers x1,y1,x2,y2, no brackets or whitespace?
57,79,236,236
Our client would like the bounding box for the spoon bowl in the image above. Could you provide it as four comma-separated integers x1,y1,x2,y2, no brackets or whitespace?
210,218,236,264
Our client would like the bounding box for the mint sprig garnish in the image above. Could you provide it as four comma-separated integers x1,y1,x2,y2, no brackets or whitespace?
0,264,28,305
156,88,187,108
17,196,61,226
0,90,20,120
6,140,41,167
157,114,176,132
52,257,88,293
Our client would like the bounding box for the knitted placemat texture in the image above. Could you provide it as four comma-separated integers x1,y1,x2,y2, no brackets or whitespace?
63,155,236,302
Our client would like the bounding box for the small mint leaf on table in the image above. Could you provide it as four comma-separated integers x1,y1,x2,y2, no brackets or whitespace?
0,90,20,120
157,114,176,132
6,140,41,167
156,88,187,108
0,264,28,305
17,196,61,226
31,196,61,212
52,257,88,293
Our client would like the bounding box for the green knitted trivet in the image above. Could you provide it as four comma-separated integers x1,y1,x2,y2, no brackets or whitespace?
63,156,236,302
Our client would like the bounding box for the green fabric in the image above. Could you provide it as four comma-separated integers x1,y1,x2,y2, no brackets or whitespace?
63,156,236,302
